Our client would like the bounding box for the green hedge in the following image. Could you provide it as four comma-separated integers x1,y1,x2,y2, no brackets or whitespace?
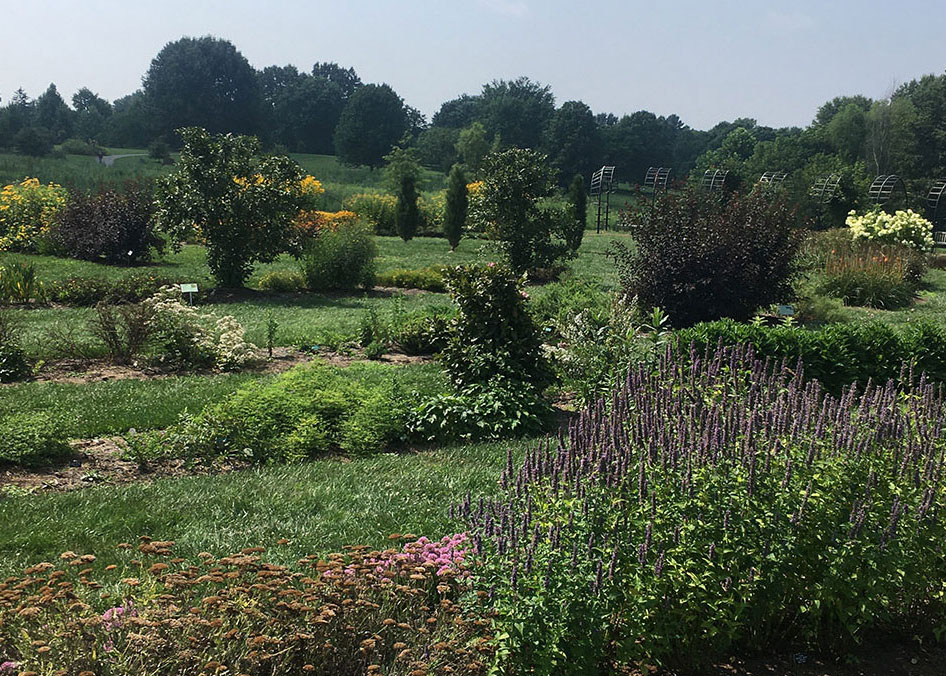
674,319,946,392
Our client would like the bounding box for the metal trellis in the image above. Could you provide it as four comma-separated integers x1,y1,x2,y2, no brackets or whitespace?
700,168,729,192
591,165,616,233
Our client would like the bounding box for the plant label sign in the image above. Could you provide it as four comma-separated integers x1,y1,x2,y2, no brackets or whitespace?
777,304,795,316
179,283,198,304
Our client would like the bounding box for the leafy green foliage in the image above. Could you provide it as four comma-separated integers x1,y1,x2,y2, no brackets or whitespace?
395,173,419,242
132,362,414,463
375,265,447,292
0,259,44,304
441,263,552,390
443,165,467,250
466,345,946,671
0,412,70,466
617,188,802,327
471,148,573,273
565,173,587,252
674,319,946,393
143,36,263,139
257,269,306,292
46,273,176,306
333,84,407,168
298,219,376,290
155,127,305,287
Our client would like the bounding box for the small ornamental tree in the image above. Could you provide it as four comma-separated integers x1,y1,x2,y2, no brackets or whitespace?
471,148,572,274
395,173,419,242
565,173,587,252
155,127,305,287
443,165,467,251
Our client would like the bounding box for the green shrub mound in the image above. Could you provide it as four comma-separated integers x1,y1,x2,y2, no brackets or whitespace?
675,319,946,392
133,361,414,463
0,412,71,466
375,265,447,292
299,220,377,291
257,269,306,292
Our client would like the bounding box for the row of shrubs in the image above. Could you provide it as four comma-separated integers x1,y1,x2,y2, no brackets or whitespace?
674,318,946,393
0,178,163,264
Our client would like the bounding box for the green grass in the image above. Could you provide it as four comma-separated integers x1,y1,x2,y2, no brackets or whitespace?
0,151,170,192
0,438,525,576
0,372,267,438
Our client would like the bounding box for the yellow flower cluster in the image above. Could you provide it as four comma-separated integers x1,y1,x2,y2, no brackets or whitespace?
0,177,67,252
343,192,398,231
846,208,935,252
299,175,325,198
293,209,359,236
231,173,266,190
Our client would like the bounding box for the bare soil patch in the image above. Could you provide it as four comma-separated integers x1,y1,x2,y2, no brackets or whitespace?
0,437,250,493
9,347,432,387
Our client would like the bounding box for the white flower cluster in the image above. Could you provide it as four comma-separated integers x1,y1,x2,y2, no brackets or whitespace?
846,208,935,252
144,286,257,369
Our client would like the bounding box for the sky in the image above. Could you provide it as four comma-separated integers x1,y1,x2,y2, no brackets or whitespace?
1,0,943,131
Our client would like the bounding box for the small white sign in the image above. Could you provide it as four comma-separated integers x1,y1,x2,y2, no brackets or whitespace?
179,283,198,294
777,304,795,316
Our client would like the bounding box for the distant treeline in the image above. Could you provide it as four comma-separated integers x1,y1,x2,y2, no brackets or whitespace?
3,35,946,193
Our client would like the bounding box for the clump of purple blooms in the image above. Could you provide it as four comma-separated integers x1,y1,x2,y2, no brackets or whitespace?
457,343,946,667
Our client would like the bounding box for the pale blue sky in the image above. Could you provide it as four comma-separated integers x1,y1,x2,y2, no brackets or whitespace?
1,0,942,130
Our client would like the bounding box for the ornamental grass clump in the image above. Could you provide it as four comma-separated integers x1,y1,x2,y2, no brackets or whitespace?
0,536,493,675
458,344,946,672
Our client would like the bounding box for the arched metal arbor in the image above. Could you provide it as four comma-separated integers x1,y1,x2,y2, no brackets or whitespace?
759,171,788,186
926,179,946,226
809,174,842,204
590,165,616,233
644,167,673,194
868,174,908,207
700,169,729,192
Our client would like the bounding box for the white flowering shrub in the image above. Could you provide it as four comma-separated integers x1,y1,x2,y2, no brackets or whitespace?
144,286,256,369
846,208,934,252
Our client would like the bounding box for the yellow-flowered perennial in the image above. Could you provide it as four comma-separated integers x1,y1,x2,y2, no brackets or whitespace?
0,177,68,252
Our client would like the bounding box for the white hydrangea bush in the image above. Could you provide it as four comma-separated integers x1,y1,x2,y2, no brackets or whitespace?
144,286,257,369
846,208,934,252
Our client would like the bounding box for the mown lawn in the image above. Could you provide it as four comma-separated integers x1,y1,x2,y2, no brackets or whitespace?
0,438,527,576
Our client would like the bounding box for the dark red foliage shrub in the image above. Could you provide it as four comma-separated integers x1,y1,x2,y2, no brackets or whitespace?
614,188,802,327
53,182,164,264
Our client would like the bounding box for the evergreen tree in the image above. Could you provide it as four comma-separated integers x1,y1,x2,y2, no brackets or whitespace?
444,165,468,251
566,174,587,252
396,173,419,242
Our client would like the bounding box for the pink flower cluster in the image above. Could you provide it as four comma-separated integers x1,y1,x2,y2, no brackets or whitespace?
333,533,471,580
102,601,137,652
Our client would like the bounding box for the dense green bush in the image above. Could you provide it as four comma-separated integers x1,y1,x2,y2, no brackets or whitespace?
257,269,306,292
51,182,163,264
413,264,554,443
440,263,553,390
0,412,70,466
131,362,414,463
375,265,447,292
47,273,179,306
617,188,802,327
343,192,397,235
358,296,452,356
299,220,377,290
470,149,573,274
675,319,946,392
